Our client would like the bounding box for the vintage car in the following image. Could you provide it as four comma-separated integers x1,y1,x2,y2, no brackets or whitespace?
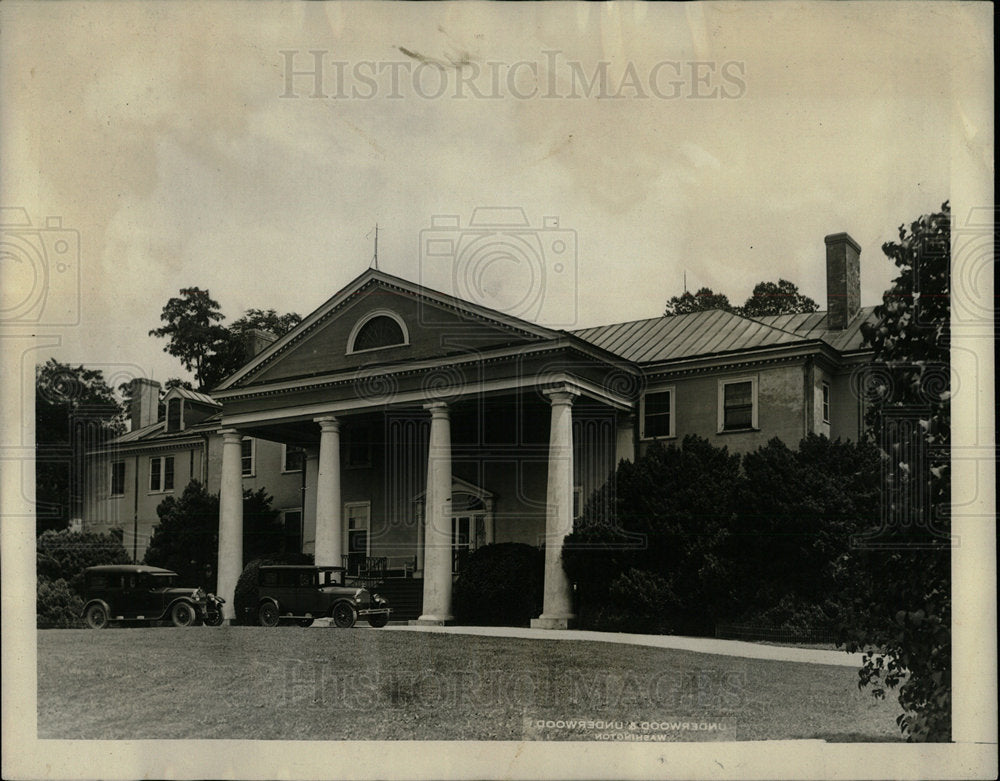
256,565,391,628
81,564,219,628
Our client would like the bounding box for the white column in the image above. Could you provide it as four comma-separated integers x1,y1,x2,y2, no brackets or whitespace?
414,502,425,575
484,498,495,545
532,387,578,629
314,416,342,567
414,402,453,624
302,447,319,555
217,429,244,623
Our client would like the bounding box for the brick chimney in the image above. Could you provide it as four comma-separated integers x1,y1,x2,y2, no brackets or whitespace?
244,328,277,358
129,378,161,431
824,232,861,329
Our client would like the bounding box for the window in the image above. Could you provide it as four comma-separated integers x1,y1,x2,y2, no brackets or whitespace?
347,310,409,354
344,502,370,574
718,377,758,432
149,456,175,492
283,444,305,473
641,389,674,439
821,382,831,423
452,515,472,574
573,486,583,521
241,437,255,476
110,461,126,496
167,398,182,432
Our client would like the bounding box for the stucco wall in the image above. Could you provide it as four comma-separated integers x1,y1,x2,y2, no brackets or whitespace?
639,362,808,457
830,367,864,441
83,444,205,561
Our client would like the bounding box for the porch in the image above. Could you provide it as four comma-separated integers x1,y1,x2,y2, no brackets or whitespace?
213,383,632,628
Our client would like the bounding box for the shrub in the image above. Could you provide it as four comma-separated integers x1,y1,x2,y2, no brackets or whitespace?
607,568,678,634
736,594,839,635
563,434,883,639
232,552,313,626
145,481,286,592
37,577,85,628
563,436,741,635
36,529,131,597
453,543,544,627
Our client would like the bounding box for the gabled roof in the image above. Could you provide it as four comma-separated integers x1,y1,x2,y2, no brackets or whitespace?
571,306,877,364
162,386,222,408
214,268,566,391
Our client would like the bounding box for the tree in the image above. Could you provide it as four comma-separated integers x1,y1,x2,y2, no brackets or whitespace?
148,288,228,389
230,308,302,339
148,290,301,390
35,360,125,532
199,308,303,389
143,480,286,591
663,280,818,318
738,279,819,317
663,287,733,317
842,202,951,741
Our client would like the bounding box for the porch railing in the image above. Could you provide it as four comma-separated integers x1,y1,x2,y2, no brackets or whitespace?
341,555,416,586
342,556,385,588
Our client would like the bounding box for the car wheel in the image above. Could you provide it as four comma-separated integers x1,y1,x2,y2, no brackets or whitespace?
258,601,280,627
297,618,314,628
367,613,389,628
85,604,109,630
331,602,357,629
170,602,197,627
203,611,224,627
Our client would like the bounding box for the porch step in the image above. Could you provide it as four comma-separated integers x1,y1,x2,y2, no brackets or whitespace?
371,578,423,622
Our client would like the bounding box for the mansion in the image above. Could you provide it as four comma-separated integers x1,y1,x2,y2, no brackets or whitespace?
84,232,874,627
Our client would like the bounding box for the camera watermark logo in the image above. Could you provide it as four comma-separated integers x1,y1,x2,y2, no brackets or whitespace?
952,205,996,328
0,207,80,326
419,207,578,328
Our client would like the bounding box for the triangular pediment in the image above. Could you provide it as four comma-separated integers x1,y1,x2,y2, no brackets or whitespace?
216,270,562,390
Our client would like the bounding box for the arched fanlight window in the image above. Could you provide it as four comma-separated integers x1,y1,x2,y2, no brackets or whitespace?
452,492,485,513
347,310,409,353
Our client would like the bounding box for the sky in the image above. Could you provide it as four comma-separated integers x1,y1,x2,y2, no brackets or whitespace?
0,0,992,390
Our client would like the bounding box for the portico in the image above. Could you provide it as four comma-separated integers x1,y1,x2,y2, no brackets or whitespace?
210,269,637,626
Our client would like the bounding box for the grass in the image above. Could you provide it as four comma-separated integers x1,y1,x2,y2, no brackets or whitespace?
37,626,904,742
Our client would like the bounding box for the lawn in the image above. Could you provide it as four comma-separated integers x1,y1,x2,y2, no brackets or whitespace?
37,626,903,742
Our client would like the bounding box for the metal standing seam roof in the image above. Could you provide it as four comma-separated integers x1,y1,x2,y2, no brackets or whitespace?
753,306,878,352
112,420,165,443
104,411,223,447
164,386,222,407
571,306,878,364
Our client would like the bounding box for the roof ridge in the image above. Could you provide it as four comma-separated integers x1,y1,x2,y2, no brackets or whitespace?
732,311,820,340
